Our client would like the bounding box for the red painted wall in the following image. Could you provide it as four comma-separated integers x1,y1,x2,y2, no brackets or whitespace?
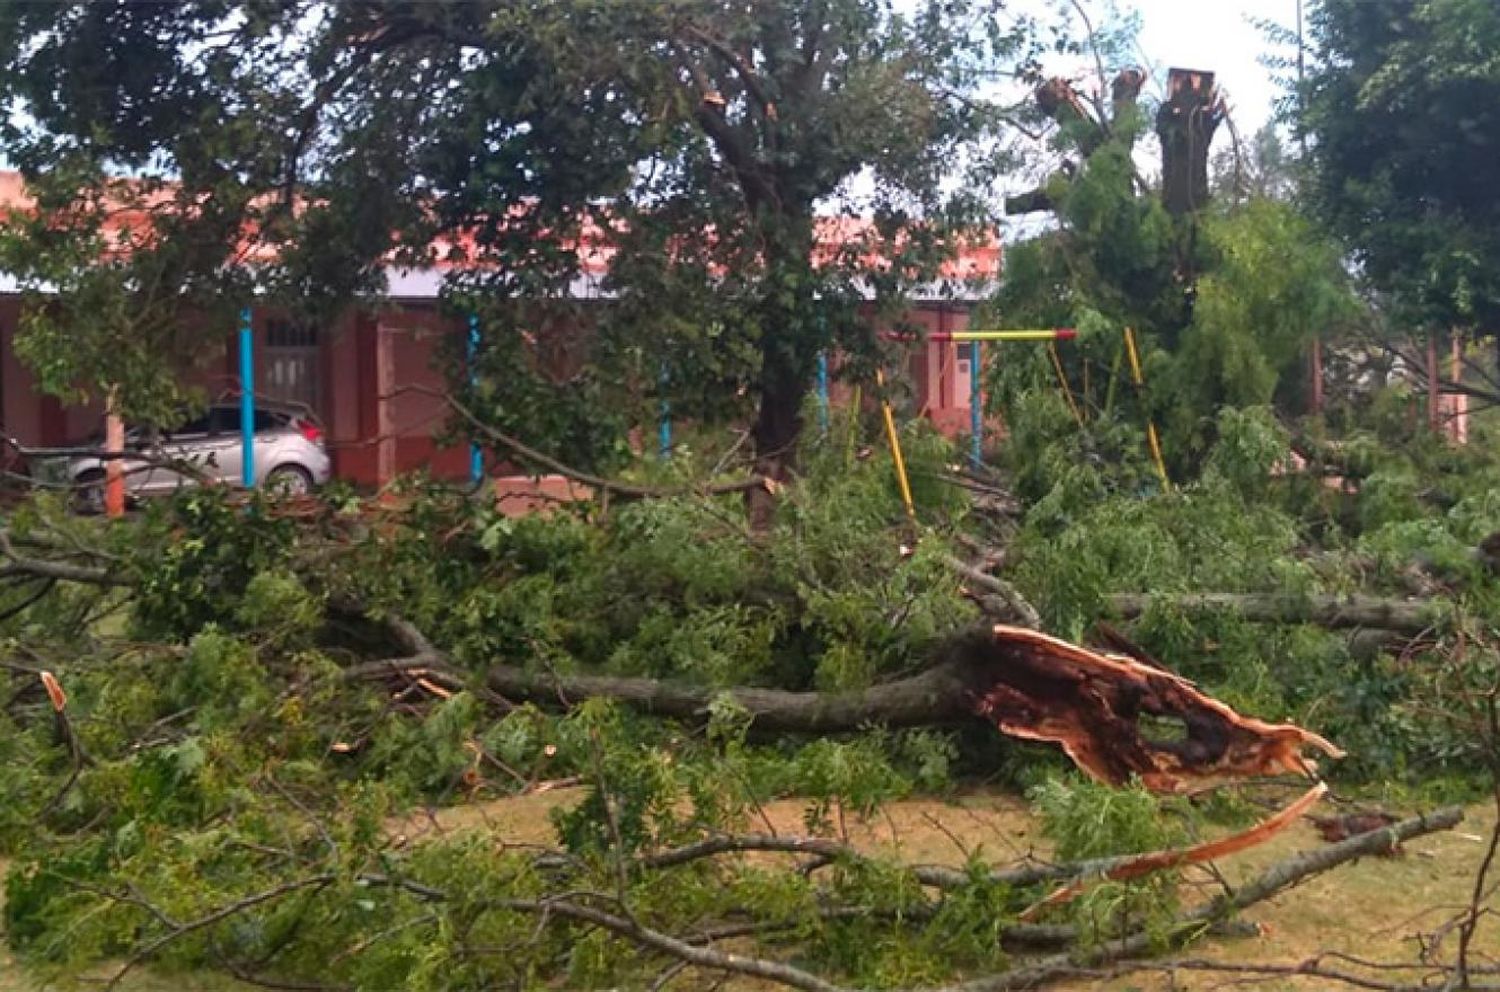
0,294,980,485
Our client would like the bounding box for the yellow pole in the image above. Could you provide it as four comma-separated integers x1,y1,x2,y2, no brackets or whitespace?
1123,327,1171,491
946,330,1074,341
1048,342,1084,426
875,369,917,524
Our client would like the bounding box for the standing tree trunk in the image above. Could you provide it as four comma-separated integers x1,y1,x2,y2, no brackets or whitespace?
745,211,818,532
1450,332,1468,443
747,356,807,530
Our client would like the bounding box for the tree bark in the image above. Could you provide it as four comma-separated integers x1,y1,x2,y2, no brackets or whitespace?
747,352,808,531
745,211,819,532
485,656,974,734
1427,333,1441,434
1105,591,1450,636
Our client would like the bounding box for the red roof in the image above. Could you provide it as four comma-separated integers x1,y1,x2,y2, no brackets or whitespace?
0,170,1000,289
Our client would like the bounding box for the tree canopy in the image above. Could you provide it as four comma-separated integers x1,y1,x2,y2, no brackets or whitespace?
1299,0,1500,335
0,0,1029,498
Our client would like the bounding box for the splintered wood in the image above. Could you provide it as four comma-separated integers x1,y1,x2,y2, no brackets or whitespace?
971,625,1344,792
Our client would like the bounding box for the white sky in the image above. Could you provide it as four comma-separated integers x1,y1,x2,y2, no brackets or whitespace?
1129,0,1296,136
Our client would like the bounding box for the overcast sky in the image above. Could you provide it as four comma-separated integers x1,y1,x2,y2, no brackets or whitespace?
1130,0,1297,135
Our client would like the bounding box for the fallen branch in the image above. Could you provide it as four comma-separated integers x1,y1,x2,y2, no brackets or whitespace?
0,529,125,586
38,670,86,819
1019,781,1328,920
1107,591,1450,637
943,555,1042,629
400,385,769,501
484,654,975,732
100,874,338,991
342,611,1342,792
484,895,850,992
943,806,1465,992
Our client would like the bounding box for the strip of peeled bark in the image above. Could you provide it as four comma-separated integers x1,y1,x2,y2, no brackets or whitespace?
1018,782,1328,920
1106,591,1450,636
480,625,1340,792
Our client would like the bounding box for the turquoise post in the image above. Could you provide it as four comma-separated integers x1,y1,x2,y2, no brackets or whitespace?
240,307,255,487
468,314,483,485
970,339,982,469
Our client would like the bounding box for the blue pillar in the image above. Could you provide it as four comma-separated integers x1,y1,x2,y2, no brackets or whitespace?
239,307,255,487
970,339,982,469
658,364,671,459
467,314,483,485
816,352,830,435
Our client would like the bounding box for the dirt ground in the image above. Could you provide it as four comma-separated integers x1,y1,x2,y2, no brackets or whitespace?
5,787,1496,991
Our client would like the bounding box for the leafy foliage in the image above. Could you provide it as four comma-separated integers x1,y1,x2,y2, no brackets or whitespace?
1300,0,1500,333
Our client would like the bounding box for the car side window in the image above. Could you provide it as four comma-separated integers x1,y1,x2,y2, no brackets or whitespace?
171,415,213,438
209,408,242,435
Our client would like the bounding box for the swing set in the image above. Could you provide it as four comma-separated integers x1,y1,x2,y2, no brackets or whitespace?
870,324,1171,522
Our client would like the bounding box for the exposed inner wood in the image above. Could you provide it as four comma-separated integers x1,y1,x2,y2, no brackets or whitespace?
971,625,1343,792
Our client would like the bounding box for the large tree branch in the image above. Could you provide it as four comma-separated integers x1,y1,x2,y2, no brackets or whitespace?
401,384,767,500
680,24,778,126
0,530,125,587
1106,591,1452,636
668,42,778,208
371,623,1344,792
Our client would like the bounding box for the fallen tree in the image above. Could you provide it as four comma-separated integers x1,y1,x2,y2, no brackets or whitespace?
357,618,1343,793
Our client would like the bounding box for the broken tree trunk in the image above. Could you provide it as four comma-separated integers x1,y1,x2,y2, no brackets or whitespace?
1003,69,1143,216
1156,68,1223,216
460,624,1342,792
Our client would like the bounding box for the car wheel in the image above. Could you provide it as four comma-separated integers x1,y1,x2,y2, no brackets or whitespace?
266,464,314,497
74,471,106,515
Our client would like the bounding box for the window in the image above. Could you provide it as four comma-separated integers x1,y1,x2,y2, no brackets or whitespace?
201,407,283,434
172,414,214,437
266,320,318,349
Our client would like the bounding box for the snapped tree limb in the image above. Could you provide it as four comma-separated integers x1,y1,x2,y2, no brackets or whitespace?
971,626,1343,791
463,624,1345,792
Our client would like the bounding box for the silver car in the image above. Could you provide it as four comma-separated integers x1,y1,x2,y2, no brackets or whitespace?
33,403,331,512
